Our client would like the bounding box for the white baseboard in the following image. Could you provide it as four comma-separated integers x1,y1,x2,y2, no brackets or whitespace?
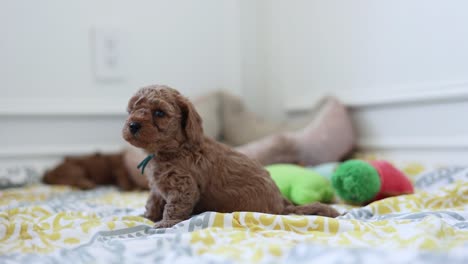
285,82,468,111
0,111,127,169
358,137,468,150
0,144,125,158
0,97,128,116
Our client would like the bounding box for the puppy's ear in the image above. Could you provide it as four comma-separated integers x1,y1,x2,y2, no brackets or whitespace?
127,95,139,113
176,95,203,145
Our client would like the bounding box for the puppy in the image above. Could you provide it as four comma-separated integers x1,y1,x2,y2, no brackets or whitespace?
43,153,141,190
123,85,339,228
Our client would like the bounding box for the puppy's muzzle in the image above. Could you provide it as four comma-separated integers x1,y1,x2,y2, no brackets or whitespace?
128,122,142,135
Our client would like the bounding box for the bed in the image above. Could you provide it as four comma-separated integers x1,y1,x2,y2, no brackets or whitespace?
1,160,467,264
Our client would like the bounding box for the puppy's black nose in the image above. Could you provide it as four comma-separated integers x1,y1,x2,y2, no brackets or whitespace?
129,122,141,134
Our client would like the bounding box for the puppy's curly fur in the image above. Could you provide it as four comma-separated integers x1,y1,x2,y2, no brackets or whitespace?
123,85,339,228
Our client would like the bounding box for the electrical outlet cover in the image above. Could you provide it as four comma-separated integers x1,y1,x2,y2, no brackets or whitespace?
91,27,126,82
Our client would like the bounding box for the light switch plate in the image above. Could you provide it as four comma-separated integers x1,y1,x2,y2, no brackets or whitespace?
91,27,125,82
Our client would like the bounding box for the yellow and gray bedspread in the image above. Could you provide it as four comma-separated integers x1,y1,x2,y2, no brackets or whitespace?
1,165,467,263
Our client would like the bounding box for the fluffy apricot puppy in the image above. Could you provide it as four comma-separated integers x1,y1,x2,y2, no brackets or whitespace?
123,85,339,228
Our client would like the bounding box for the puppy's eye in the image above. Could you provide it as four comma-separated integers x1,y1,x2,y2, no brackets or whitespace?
154,110,165,117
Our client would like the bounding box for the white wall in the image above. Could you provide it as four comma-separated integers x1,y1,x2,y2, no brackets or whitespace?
0,0,241,167
250,0,468,118
238,0,269,115
245,0,468,162
1,1,467,168
0,0,241,106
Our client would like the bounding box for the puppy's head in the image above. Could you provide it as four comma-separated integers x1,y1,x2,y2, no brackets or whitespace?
123,85,203,153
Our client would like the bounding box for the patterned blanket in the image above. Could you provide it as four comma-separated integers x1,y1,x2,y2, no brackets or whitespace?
1,165,467,263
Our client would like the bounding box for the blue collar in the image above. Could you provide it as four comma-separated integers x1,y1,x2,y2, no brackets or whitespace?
137,154,155,174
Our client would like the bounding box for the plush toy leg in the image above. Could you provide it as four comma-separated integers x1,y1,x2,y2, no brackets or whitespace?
235,134,300,165
290,97,355,166
237,97,355,166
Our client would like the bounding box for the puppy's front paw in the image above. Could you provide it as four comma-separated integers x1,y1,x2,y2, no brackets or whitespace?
153,219,182,229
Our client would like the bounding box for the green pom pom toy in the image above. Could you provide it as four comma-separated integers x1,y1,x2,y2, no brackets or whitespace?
331,160,381,204
266,164,334,205
331,159,414,205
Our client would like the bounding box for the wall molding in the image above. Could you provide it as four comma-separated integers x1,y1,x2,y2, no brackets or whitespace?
0,97,128,116
5,82,467,115
0,89,221,116
284,82,468,112
358,137,468,150
0,144,125,159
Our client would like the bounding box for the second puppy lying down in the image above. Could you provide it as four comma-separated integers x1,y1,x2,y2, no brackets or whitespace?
123,85,339,228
